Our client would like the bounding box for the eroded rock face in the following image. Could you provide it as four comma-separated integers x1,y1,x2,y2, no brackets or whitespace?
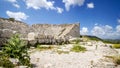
0,18,30,46
0,18,80,46
28,32,36,41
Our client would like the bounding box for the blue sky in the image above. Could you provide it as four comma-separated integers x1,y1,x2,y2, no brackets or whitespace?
0,0,120,39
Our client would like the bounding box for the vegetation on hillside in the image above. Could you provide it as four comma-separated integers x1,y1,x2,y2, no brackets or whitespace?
102,39,120,44
81,35,102,41
81,35,120,44
112,44,120,49
8,18,15,22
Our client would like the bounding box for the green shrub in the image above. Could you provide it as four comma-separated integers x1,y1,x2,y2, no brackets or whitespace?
112,44,120,49
0,52,14,68
0,58,15,68
9,18,15,22
71,44,86,52
2,34,31,66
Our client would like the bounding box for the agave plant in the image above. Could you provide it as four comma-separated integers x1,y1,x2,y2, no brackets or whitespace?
2,34,30,66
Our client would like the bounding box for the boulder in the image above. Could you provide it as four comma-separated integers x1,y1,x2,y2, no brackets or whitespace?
28,32,36,41
1,29,14,38
28,40,37,46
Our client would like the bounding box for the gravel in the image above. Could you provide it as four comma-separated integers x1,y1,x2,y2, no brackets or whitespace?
30,42,120,68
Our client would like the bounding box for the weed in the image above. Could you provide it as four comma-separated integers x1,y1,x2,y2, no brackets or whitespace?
71,44,86,52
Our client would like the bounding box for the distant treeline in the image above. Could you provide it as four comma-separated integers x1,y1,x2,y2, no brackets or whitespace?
102,39,120,44
80,35,120,44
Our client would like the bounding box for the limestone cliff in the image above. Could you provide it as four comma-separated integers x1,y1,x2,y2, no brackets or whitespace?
0,18,80,46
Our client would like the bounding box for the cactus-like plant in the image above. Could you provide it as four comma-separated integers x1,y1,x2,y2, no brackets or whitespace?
2,34,31,66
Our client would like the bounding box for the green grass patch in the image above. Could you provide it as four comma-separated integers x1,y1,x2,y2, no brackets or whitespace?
37,45,54,51
71,44,86,52
112,44,120,49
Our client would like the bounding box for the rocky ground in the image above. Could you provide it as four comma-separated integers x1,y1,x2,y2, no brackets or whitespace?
29,41,120,68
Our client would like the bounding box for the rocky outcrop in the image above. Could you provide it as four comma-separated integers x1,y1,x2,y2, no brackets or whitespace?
0,18,80,46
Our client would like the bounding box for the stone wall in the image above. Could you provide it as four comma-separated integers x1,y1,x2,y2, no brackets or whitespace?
0,18,80,46
31,23,80,38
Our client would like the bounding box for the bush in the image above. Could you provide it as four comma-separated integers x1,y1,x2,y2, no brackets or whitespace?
2,34,31,66
71,44,86,52
0,52,14,68
9,18,15,22
112,44,120,49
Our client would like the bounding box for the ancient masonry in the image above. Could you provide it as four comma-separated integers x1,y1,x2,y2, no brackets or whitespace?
0,18,80,46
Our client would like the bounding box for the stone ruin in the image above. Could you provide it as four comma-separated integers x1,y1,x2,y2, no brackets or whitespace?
0,18,80,46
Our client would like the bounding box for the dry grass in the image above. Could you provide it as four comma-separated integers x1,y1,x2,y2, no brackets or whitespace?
105,55,120,65
56,50,69,54
112,44,120,49
37,45,54,51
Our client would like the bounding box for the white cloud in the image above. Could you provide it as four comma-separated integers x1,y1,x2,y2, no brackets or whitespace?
80,27,88,35
87,3,94,8
6,10,29,21
7,0,20,8
24,0,55,10
92,25,113,36
91,24,120,39
104,25,113,33
13,3,20,8
62,0,85,11
92,26,105,36
24,0,64,13
116,25,120,33
56,7,64,13
117,19,120,24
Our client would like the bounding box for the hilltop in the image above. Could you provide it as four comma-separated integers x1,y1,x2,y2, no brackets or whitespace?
81,35,120,44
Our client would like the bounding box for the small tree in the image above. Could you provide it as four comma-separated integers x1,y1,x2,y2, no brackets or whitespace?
2,34,31,66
